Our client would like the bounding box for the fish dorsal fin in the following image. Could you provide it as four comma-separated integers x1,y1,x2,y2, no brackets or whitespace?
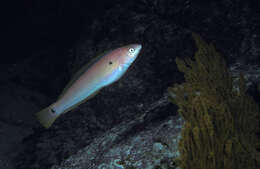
62,88,101,114
58,50,110,99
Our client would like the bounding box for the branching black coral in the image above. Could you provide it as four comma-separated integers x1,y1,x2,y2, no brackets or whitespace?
168,33,260,169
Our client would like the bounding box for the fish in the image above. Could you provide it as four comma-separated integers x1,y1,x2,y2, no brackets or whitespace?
36,44,142,129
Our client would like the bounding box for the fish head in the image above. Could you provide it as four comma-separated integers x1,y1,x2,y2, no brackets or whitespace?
118,44,142,68
104,43,142,72
100,44,142,86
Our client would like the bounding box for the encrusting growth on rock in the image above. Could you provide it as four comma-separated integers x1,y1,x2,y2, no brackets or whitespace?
168,33,260,169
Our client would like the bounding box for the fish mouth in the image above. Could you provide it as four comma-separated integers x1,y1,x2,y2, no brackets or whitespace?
135,44,142,54
131,44,142,62
131,44,142,59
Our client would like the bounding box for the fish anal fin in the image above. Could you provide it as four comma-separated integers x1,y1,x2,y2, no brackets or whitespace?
63,89,101,114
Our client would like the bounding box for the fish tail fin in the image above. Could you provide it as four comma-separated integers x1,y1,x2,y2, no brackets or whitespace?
36,105,60,129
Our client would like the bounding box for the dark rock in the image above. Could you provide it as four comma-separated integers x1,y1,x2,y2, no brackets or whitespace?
0,0,258,169
0,82,48,169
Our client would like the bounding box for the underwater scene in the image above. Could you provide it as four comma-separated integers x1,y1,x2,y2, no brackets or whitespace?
0,0,259,169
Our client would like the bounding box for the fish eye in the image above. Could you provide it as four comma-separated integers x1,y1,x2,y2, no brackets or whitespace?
129,48,135,53
109,61,113,65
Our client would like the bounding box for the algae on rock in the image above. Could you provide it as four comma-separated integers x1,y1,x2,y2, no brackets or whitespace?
168,33,260,169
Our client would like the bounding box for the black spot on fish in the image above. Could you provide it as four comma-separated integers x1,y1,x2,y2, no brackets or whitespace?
109,61,113,65
51,108,55,114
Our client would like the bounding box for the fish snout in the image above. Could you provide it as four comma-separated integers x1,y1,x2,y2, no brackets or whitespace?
128,44,142,59
133,44,142,56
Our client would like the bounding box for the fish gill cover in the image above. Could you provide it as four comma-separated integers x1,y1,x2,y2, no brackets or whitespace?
168,33,260,169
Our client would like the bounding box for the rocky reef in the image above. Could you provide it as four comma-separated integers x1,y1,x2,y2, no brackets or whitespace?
1,0,259,169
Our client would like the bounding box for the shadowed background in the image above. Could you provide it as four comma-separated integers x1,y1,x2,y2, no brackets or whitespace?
0,0,259,169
